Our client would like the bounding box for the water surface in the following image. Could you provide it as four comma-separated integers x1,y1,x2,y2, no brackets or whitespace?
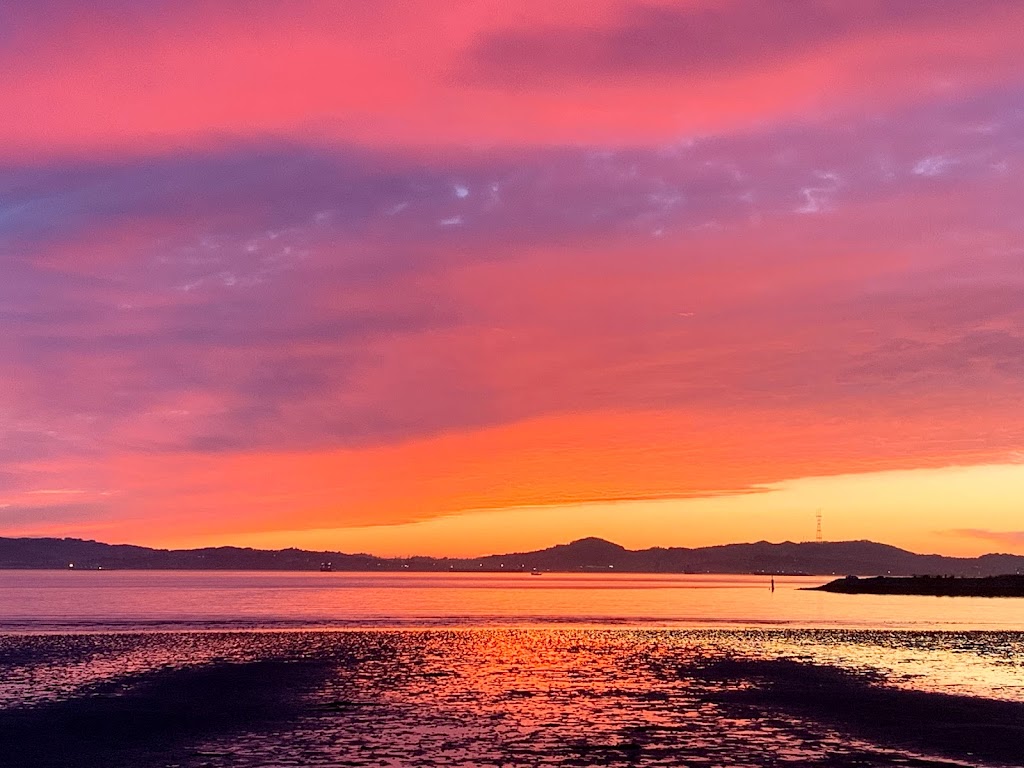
3,570,1023,632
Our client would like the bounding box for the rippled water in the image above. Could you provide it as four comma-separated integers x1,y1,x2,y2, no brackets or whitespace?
3,573,1023,766
3,628,1022,707
2,629,1022,767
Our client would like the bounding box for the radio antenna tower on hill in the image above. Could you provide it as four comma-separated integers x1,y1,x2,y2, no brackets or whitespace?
815,509,823,543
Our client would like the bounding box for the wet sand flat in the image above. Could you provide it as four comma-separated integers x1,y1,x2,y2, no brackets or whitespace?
1,630,1021,767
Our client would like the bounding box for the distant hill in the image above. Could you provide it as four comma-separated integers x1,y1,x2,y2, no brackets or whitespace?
0,537,381,572
470,537,1024,577
2,535,1023,576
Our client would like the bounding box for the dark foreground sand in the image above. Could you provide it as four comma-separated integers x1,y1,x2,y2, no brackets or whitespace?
696,658,1024,766
0,658,330,768
0,631,1020,767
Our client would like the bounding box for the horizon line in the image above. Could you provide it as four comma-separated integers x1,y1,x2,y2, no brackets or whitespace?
3,533,1020,562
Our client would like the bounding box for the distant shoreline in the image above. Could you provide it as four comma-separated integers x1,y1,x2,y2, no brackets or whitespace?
0,566,813,575
4,535,1024,577
808,574,1024,597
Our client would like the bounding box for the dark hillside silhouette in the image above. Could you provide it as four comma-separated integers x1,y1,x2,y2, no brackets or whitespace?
3,536,1023,576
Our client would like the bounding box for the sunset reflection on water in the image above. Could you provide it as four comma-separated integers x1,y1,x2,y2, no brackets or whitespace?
4,572,1024,766
2,628,1023,766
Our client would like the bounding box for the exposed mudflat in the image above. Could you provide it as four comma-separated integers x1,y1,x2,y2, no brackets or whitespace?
0,630,1021,767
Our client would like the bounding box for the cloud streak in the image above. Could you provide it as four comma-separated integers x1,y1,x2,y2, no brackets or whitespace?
464,1,1015,83
943,529,1024,547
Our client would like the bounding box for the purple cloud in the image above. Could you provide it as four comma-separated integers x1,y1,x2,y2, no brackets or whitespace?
462,1,1015,85
3,84,1022,261
0,86,1022,469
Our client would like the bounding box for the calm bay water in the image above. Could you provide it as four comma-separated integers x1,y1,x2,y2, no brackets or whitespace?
1,570,1023,632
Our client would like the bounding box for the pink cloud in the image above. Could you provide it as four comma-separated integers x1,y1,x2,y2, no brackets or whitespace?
2,5,1023,543
1,1,1023,152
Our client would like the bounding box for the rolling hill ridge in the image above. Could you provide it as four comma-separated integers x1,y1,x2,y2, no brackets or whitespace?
2,535,1022,576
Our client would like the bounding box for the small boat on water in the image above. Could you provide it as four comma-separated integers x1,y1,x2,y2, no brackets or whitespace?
530,570,542,576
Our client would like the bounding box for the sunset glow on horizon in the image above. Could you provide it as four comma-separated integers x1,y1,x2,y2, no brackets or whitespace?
3,1,1024,557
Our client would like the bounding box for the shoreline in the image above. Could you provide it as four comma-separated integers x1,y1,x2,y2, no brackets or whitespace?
810,574,1024,597
4,617,1024,634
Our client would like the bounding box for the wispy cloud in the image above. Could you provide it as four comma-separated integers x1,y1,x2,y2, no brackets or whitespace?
942,529,1024,547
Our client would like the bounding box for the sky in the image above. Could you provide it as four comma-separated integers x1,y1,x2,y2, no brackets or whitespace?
2,0,1023,557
